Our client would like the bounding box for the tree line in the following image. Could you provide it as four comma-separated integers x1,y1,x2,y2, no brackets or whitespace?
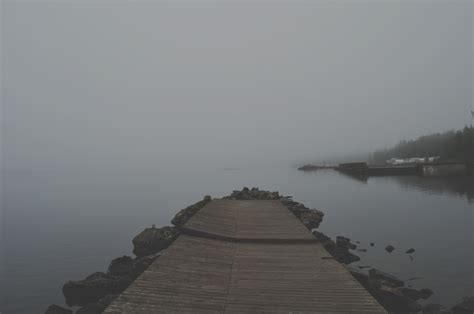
372,126,474,163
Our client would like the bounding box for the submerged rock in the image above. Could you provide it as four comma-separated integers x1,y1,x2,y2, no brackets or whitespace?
44,304,72,314
406,248,416,254
385,245,395,253
171,195,212,226
132,226,179,257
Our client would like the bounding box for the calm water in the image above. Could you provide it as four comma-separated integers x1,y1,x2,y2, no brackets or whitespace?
1,165,473,313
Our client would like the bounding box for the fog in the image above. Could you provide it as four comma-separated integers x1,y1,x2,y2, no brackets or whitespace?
2,1,473,169
1,2,474,312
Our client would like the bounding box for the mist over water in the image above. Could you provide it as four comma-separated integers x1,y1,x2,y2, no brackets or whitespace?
2,1,472,170
1,1,473,313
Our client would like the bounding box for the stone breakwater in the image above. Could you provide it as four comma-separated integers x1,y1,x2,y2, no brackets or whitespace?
46,187,473,314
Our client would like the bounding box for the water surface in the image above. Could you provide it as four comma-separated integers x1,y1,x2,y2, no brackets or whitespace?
1,166,473,313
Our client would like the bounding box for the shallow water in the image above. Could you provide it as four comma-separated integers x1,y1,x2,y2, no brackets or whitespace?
1,165,473,313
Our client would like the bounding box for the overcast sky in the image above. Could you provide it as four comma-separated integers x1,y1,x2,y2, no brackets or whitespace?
2,1,473,167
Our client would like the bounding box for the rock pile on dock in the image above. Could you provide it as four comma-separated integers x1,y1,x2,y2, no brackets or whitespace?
171,195,212,226
223,187,281,200
280,197,324,230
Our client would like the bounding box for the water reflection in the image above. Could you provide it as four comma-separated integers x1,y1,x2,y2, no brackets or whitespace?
378,175,474,203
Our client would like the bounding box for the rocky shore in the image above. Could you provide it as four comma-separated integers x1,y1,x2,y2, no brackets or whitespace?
46,188,473,314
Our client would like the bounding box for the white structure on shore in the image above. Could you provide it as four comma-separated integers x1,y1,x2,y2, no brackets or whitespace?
386,156,440,165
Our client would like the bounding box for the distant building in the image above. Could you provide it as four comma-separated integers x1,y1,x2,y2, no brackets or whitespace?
386,156,440,165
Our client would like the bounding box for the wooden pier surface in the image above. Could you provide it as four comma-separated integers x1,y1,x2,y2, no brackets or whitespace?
105,200,386,313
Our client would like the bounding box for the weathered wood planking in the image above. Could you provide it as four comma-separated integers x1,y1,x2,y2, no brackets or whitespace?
105,200,386,313
183,200,314,240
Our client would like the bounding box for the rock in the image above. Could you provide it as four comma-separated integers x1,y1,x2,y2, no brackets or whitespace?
423,303,452,314
106,254,158,279
132,226,179,257
76,294,117,314
107,256,134,277
63,272,131,306
224,187,281,200
372,284,423,313
76,303,104,314
452,296,474,313
330,246,360,264
336,236,357,250
370,242,375,247
312,230,332,244
357,265,371,269
356,248,367,252
132,253,160,274
420,288,434,300
369,268,404,287
171,195,212,226
44,304,73,314
312,232,359,264
406,248,416,254
385,245,395,253
400,287,423,301
349,268,370,288
299,210,324,229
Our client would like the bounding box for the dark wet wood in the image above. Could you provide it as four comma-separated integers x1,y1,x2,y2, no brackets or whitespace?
105,200,386,313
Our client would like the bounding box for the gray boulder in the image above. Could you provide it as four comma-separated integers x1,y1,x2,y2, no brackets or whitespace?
107,256,134,277
132,226,179,257
63,272,131,307
76,294,117,314
44,304,72,314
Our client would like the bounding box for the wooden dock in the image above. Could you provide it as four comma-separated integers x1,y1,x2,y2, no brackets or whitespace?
105,199,386,313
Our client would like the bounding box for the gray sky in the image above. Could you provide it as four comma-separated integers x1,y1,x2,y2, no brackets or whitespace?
2,1,473,167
